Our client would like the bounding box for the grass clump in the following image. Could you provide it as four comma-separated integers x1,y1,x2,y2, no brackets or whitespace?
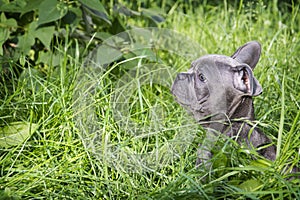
0,1,299,199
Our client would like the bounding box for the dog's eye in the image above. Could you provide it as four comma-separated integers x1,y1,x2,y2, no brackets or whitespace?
198,73,206,82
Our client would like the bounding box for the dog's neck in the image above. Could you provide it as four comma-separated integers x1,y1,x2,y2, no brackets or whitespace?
206,96,256,134
221,96,257,137
229,96,255,120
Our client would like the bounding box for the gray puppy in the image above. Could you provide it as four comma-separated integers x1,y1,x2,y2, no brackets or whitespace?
171,41,276,166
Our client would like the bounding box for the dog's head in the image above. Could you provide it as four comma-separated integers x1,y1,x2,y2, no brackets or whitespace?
171,41,263,124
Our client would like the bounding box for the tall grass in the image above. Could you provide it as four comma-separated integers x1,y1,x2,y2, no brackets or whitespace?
0,1,299,199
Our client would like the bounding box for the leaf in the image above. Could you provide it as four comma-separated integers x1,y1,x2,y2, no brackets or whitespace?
141,8,165,23
113,4,140,16
38,0,68,25
17,21,38,54
21,0,43,14
94,44,122,66
0,13,18,32
0,122,38,148
38,51,61,67
17,21,55,53
80,0,110,25
94,32,112,41
0,29,8,55
0,13,17,55
35,26,55,49
131,45,160,63
79,0,107,14
238,179,262,192
0,0,26,12
62,8,82,26
2,18,18,28
17,31,35,55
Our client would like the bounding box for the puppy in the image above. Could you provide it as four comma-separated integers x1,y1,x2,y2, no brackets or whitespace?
171,41,277,166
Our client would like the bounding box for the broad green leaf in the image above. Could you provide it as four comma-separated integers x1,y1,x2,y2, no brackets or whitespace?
0,13,17,55
62,7,82,27
121,52,140,69
38,51,61,67
79,0,107,14
94,44,122,66
35,26,55,49
21,0,43,14
2,18,18,28
17,32,35,55
0,12,18,30
0,29,9,54
131,47,161,63
0,12,5,21
17,21,38,54
141,8,165,23
0,0,26,12
17,21,55,53
0,122,38,148
95,32,112,41
113,4,140,16
38,0,68,25
80,0,110,25
239,179,262,192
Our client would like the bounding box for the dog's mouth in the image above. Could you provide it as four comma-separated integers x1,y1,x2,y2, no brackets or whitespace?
174,96,208,113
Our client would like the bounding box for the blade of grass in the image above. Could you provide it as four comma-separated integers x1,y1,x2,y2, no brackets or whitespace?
276,72,285,159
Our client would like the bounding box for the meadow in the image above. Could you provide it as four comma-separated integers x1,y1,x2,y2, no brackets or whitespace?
0,1,299,199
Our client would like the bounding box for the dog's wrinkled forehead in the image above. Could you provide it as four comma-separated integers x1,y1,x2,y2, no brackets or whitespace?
190,55,241,72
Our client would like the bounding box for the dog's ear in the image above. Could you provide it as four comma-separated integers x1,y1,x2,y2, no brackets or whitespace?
233,65,262,96
231,41,261,69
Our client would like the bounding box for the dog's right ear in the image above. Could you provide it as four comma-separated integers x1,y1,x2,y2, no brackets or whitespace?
233,65,262,96
231,41,261,70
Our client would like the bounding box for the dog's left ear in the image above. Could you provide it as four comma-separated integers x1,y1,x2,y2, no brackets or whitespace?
233,65,262,96
231,41,261,69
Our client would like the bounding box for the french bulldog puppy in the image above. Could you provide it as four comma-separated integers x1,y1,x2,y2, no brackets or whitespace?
171,41,277,166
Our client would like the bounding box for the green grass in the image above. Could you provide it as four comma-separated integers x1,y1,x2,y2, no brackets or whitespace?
1,1,300,199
